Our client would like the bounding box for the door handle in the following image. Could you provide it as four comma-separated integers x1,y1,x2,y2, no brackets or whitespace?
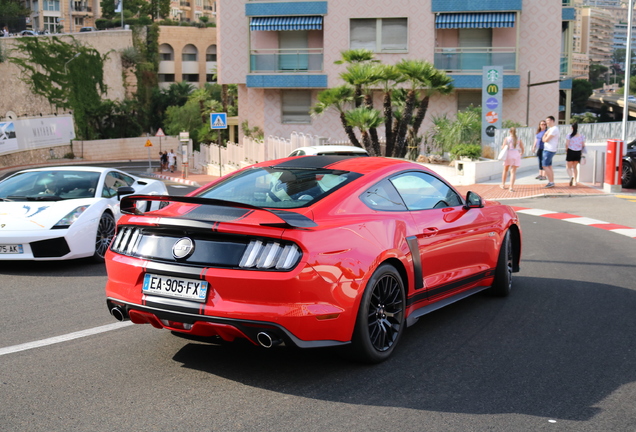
422,227,438,237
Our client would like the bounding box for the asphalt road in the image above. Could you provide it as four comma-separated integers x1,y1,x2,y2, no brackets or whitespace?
0,194,635,431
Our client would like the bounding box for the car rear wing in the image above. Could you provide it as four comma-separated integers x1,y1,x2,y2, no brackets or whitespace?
120,195,318,229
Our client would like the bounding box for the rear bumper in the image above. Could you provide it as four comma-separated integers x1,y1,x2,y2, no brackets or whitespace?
106,298,350,349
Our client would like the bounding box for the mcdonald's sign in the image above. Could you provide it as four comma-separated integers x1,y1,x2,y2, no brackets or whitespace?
481,66,503,145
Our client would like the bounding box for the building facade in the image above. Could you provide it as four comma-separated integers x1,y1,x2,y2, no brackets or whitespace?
217,0,564,144
158,26,218,89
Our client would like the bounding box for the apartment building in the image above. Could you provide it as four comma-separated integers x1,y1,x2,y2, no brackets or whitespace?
22,0,216,33
581,7,614,66
158,26,218,89
217,0,564,143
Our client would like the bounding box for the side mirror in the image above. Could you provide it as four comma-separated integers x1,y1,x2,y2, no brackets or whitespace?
464,191,483,209
117,186,135,200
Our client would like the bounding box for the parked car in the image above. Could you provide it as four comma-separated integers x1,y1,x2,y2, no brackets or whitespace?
105,156,522,363
623,139,636,188
288,145,369,157
79,27,97,32
19,30,37,36
0,166,167,261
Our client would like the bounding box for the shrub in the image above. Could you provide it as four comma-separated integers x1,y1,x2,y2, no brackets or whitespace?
450,143,482,161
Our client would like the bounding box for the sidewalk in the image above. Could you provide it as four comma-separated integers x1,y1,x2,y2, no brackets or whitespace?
150,160,636,201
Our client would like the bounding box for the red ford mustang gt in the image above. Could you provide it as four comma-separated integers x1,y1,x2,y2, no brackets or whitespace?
105,156,521,363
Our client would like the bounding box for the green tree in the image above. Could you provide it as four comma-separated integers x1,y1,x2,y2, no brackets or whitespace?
9,36,108,140
0,0,30,29
589,63,609,88
571,79,594,113
311,85,361,148
345,107,383,155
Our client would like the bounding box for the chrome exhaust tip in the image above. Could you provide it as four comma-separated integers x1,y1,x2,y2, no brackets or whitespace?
256,332,281,348
110,306,128,322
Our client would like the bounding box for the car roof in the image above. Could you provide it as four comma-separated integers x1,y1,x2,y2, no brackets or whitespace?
13,166,114,174
268,155,426,175
290,145,368,155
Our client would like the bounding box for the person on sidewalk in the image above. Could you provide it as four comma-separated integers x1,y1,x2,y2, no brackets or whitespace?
565,122,586,187
532,120,547,180
167,149,176,173
500,127,525,192
160,151,168,172
541,115,559,188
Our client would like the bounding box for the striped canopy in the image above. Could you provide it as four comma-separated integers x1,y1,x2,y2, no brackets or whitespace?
435,12,516,29
250,16,323,31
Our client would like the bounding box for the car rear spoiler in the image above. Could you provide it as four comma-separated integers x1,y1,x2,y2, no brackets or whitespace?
120,195,318,229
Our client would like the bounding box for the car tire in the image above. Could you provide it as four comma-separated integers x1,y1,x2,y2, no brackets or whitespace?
622,160,635,188
349,263,405,363
490,230,513,297
94,212,116,262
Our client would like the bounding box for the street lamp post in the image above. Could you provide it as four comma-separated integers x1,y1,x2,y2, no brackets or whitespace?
621,0,635,144
64,52,81,75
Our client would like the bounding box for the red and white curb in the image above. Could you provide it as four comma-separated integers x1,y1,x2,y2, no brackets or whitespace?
511,206,636,239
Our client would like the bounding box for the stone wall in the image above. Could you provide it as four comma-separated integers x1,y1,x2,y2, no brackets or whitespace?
0,30,134,119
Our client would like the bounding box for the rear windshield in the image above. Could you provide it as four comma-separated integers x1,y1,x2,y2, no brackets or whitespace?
196,166,362,209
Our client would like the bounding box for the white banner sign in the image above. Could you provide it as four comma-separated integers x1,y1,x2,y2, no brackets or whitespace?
0,115,75,156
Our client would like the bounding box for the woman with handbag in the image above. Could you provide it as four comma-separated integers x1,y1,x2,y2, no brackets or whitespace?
500,127,525,192
565,122,585,187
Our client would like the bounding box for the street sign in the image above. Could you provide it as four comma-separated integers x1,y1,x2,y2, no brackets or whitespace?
211,113,228,129
155,128,165,137
145,139,153,147
481,66,503,145
179,131,189,142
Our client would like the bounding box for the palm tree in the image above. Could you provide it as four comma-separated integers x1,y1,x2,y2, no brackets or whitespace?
311,86,362,148
376,64,404,157
408,68,453,147
345,107,383,156
334,48,379,65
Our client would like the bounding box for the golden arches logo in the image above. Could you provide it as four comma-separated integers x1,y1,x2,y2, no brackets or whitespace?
486,84,499,95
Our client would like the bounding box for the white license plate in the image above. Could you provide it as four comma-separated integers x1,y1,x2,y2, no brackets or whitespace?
142,274,208,302
0,244,23,254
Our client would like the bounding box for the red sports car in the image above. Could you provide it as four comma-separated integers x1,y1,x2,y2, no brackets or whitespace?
105,156,521,363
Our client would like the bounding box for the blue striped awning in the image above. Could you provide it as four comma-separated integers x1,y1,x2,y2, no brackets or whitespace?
435,12,516,29
250,16,323,31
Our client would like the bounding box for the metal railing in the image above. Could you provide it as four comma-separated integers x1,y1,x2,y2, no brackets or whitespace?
434,47,516,73
250,48,323,73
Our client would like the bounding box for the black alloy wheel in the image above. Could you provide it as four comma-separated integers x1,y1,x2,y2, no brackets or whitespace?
490,230,513,297
94,212,116,262
350,263,405,363
622,160,635,188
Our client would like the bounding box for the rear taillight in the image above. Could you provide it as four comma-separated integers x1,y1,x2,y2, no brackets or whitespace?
239,240,301,270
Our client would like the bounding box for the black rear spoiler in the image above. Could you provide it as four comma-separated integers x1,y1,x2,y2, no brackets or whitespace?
120,195,318,229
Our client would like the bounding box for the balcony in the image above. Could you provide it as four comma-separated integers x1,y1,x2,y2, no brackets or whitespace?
434,47,516,73
250,48,324,73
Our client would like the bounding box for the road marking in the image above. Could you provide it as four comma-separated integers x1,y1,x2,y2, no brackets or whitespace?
0,321,133,357
512,207,636,239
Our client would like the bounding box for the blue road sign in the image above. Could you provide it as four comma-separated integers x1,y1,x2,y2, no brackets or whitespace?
210,113,228,129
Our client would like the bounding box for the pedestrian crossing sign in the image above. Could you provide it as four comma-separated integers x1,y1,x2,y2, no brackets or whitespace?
210,113,228,129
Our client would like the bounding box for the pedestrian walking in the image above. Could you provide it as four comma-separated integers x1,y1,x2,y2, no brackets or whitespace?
167,149,176,173
532,120,547,180
500,127,525,192
541,115,559,188
160,151,168,172
565,122,586,187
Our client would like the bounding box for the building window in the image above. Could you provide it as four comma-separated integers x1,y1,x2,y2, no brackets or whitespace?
158,74,175,83
183,74,199,82
159,44,174,61
182,44,198,62
43,16,57,33
350,18,407,52
74,17,83,26
282,90,312,124
206,44,217,62
457,92,481,111
43,0,60,11
206,74,215,82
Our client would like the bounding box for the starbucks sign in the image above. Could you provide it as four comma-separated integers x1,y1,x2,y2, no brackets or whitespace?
481,66,503,145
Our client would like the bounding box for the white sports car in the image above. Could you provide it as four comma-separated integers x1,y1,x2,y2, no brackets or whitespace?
0,166,168,261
